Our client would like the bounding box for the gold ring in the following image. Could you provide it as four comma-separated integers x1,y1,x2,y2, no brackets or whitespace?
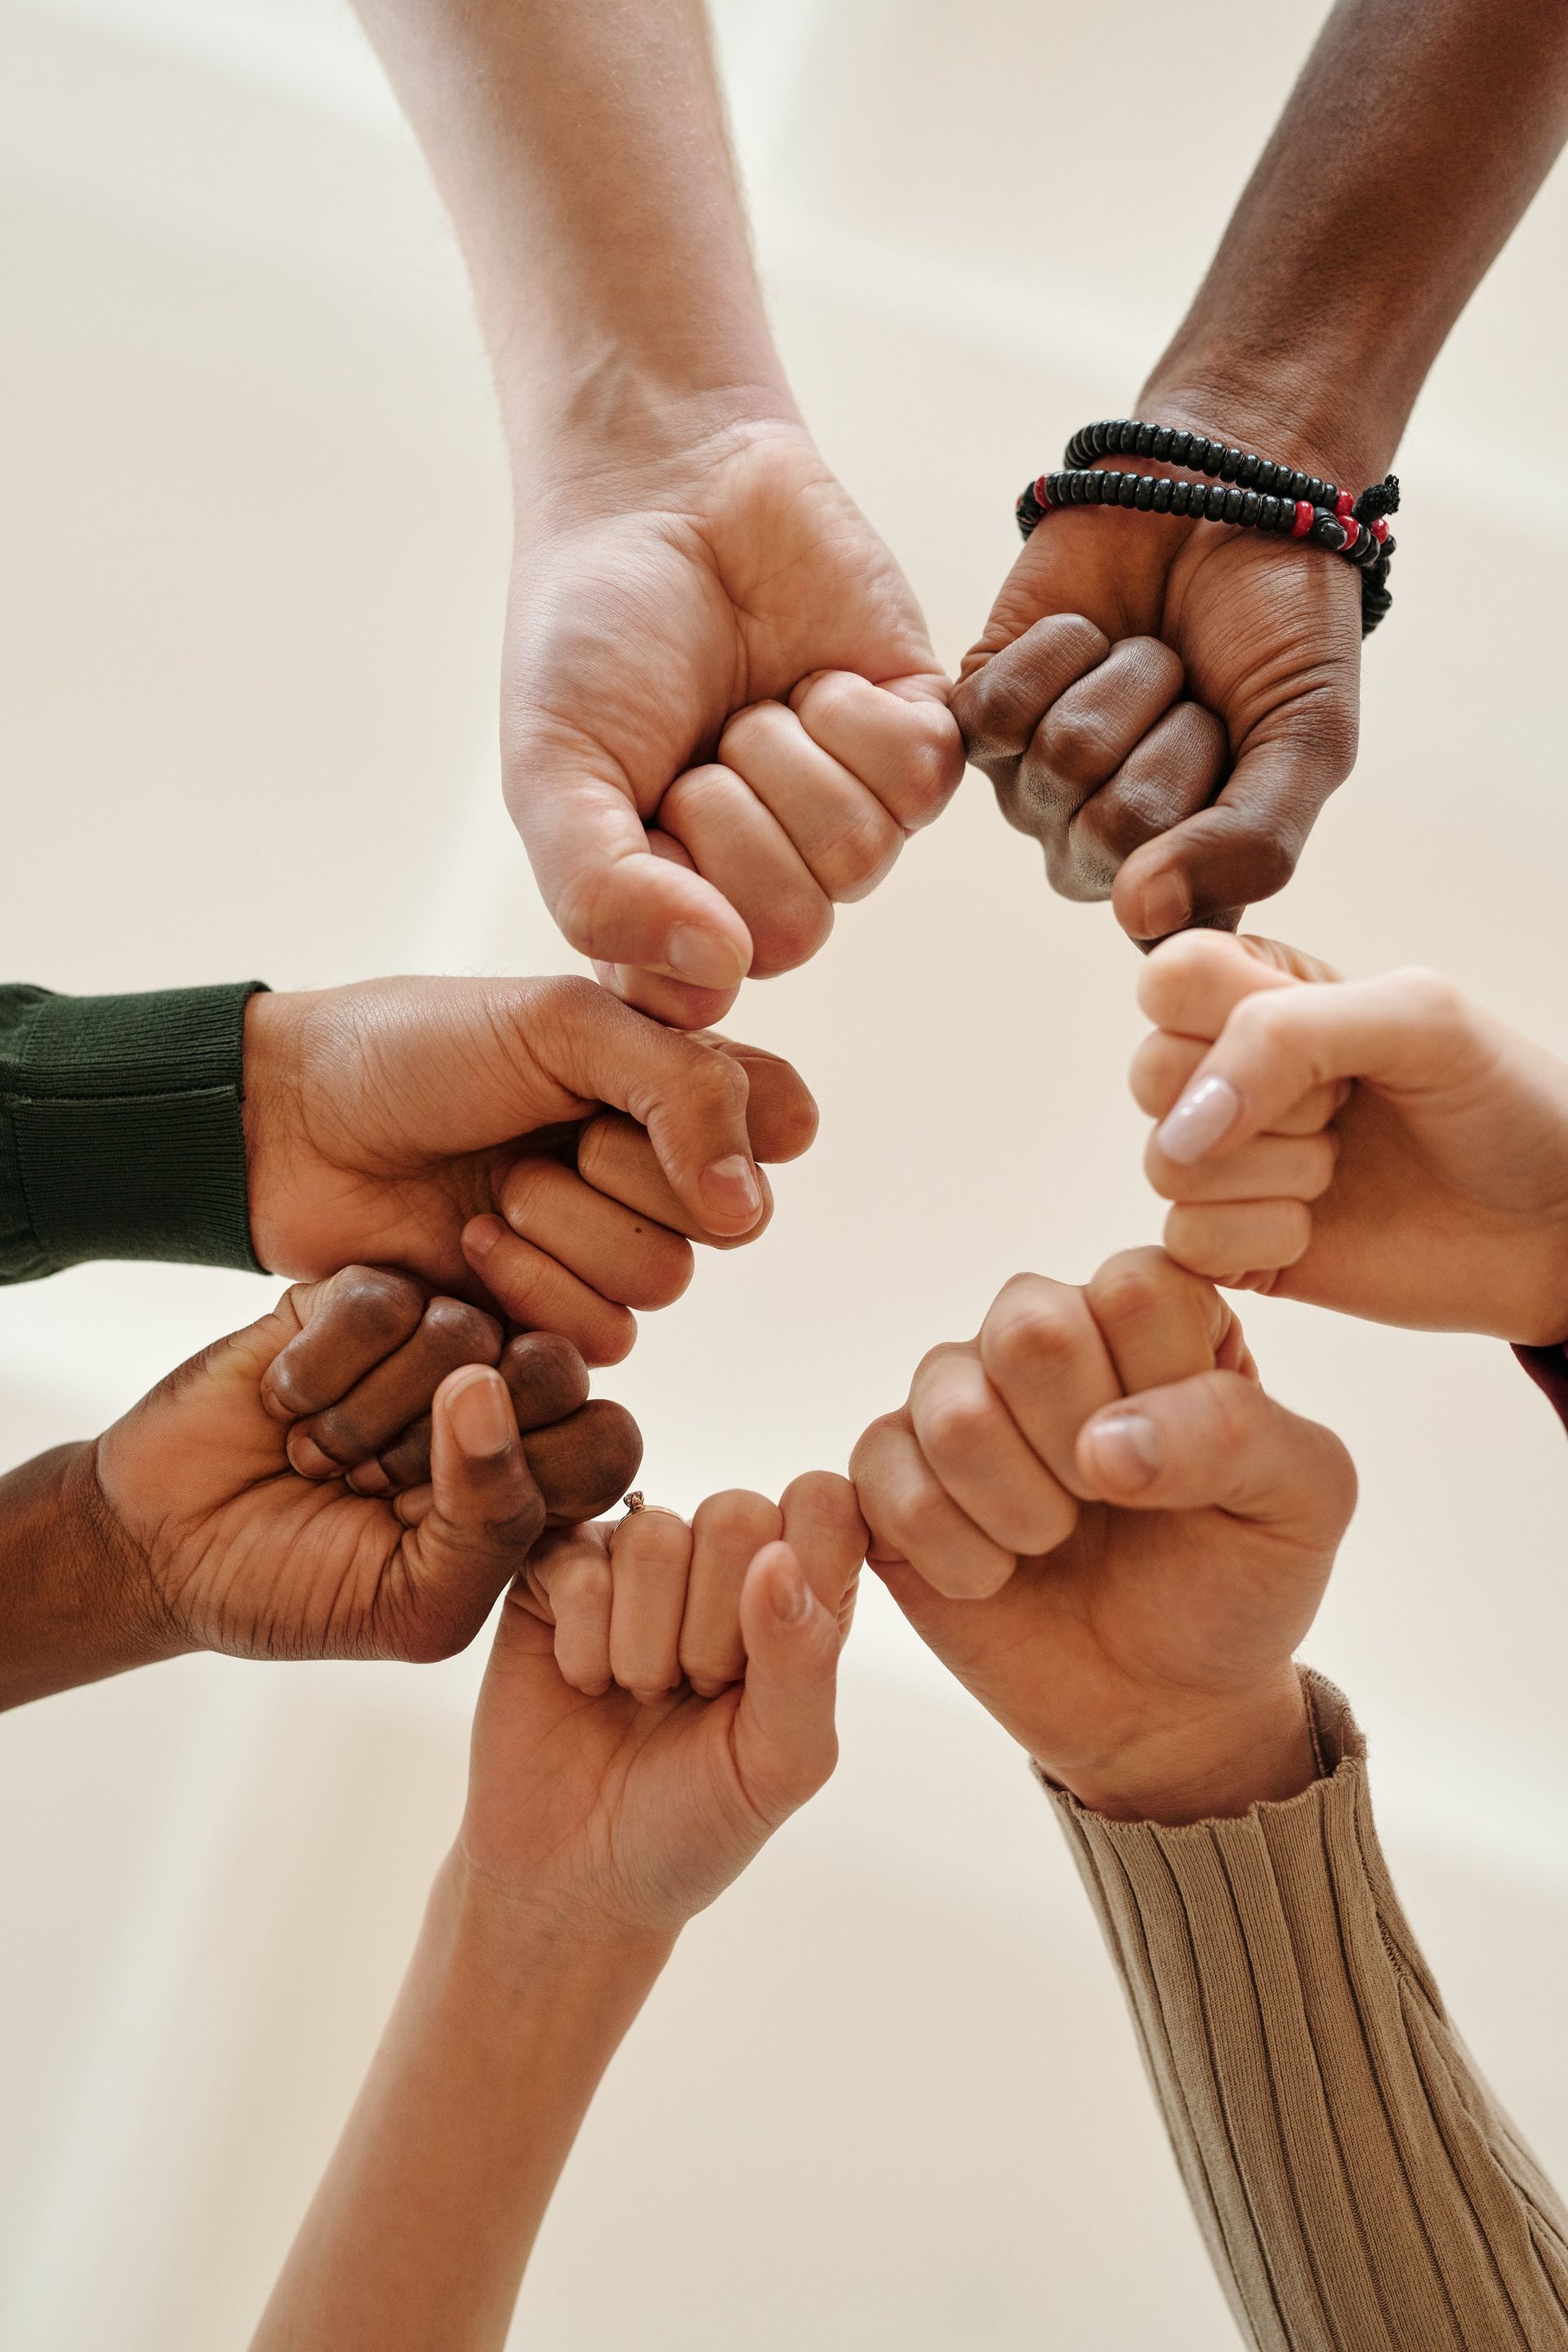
621,1490,646,1517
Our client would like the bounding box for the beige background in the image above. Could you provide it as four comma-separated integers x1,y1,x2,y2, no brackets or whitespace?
3,1,1568,2343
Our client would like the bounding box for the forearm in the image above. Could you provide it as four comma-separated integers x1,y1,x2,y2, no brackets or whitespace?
1145,0,1568,482
0,1442,181,1710
252,1853,672,2352
1050,1677,1568,2351
350,0,795,484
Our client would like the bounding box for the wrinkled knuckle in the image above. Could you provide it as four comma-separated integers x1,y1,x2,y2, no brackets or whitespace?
917,1392,996,1473
423,1296,503,1360
982,1296,1076,1388
1086,1255,1169,1330
1038,703,1115,786
333,1264,425,1339
718,699,787,769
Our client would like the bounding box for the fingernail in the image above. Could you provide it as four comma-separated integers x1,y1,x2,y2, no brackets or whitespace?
1134,871,1191,941
1156,1073,1241,1164
667,924,747,990
346,1460,392,1497
447,1370,512,1458
286,1431,340,1480
464,1214,502,1260
1086,1410,1163,1490
699,1154,762,1223
769,1553,813,1624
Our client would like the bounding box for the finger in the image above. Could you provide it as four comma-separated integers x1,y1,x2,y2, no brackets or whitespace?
976,1272,1124,1502
680,1490,782,1695
575,1114,774,1254
462,1219,636,1367
1064,700,1227,899
849,1412,1015,1599
347,1330,594,1496
510,754,754,999
523,1398,644,1526
1131,1022,1349,1145
260,1266,426,1424
1136,929,1317,1042
952,613,1110,772
659,762,834,978
790,670,964,833
1084,1247,1229,1395
386,1367,546,1662
1076,1369,1356,1547
778,1471,867,1634
730,1542,841,1827
1151,967,1476,1169
1113,728,1352,941
908,1343,1079,1556
526,1522,615,1693
287,1296,503,1479
494,1156,694,1310
719,699,903,902
1023,635,1185,831
1164,1200,1314,1285
513,976,770,1237
594,833,744,1031
608,1507,693,1702
1145,1129,1339,1205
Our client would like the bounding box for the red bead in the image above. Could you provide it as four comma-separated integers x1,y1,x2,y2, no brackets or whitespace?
1372,517,1390,544
1036,474,1054,510
1292,500,1315,537
1335,489,1355,521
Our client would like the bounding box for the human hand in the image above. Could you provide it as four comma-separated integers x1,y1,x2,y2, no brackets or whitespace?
91,1266,641,1666
459,1475,865,1939
851,1248,1354,1821
505,418,964,1027
1136,931,1568,1343
953,403,1361,944
243,975,817,1364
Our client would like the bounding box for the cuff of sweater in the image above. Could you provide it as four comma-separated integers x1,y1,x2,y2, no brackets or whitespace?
0,982,269,1280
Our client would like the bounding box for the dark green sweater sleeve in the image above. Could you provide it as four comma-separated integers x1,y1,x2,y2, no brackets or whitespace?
0,982,269,1283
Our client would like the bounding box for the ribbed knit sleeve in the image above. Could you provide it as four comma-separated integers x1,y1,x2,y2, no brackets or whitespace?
0,982,268,1283
1045,1677,1568,2350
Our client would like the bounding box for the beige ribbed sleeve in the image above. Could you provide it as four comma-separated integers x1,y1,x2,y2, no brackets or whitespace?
1045,1676,1568,2350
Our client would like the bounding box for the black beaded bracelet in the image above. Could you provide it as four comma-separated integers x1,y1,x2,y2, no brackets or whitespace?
1016,418,1400,636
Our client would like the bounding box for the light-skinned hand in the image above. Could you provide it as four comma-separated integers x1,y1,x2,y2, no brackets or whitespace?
505,421,964,1027
851,1247,1354,1822
1135,930,1568,1343
243,975,817,1365
459,1472,866,1939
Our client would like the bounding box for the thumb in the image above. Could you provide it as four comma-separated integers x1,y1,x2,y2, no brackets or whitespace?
730,1542,842,1827
510,759,753,998
1076,1370,1356,1549
393,1367,547,1661
1113,730,1348,942
517,982,771,1238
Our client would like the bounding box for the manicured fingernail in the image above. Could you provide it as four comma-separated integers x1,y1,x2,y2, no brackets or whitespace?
447,1370,512,1458
286,1430,339,1480
667,924,747,989
769,1552,813,1624
464,1214,503,1260
700,1153,762,1223
1086,1410,1163,1490
1156,1073,1241,1164
1134,871,1191,940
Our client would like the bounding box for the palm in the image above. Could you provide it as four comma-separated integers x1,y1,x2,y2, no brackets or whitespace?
462,1601,767,1939
506,425,943,828
885,1485,1324,1778
94,1316,499,1661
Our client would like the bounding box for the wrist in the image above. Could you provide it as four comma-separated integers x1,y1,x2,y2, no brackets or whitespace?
1045,1669,1319,1827
1131,369,1395,499
0,1441,189,1710
515,376,807,531
240,989,310,1277
434,1846,675,2001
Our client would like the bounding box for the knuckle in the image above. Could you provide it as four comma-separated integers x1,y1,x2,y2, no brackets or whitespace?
900,705,964,811
982,1294,1078,1388
1391,965,1463,1028
422,1296,503,1359
1085,1251,1172,1330
1037,703,1116,786
718,699,788,768
331,1265,425,1341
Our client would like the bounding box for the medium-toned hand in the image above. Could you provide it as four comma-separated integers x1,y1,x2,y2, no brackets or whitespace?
954,409,1360,944
1136,930,1568,1343
459,1474,866,1939
851,1248,1354,1821
505,421,964,1027
243,975,817,1364
91,1266,641,1666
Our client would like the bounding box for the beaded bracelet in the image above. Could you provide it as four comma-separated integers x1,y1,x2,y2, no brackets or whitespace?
1016,417,1400,636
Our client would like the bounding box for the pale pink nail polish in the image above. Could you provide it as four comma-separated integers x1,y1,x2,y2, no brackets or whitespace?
1156,1073,1241,1164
